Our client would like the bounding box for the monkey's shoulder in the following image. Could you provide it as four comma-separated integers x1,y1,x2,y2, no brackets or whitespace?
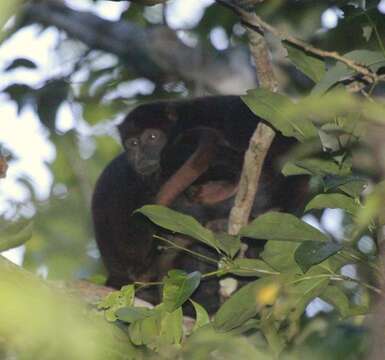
92,153,155,208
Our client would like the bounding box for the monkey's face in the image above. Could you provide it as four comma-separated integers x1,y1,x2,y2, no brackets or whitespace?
124,128,167,176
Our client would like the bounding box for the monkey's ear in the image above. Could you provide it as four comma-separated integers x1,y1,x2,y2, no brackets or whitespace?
117,116,129,140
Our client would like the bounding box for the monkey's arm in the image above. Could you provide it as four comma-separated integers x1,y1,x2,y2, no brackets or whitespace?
156,131,221,206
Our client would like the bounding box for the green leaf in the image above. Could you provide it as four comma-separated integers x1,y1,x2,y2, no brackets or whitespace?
163,270,201,312
261,241,301,273
242,89,317,141
83,101,119,125
282,158,351,177
229,258,278,277
5,58,37,71
312,50,385,95
274,267,330,321
321,286,350,318
128,306,183,349
215,233,240,258
115,306,154,323
183,327,269,359
137,205,219,251
0,220,33,252
190,300,210,331
355,182,385,230
285,44,325,82
160,307,183,346
339,181,367,198
128,311,159,347
98,285,135,322
323,175,367,198
215,279,280,333
214,279,271,332
242,89,292,127
305,193,360,215
240,212,329,242
294,241,343,272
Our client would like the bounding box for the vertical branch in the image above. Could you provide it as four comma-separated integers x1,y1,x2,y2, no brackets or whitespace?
219,2,278,235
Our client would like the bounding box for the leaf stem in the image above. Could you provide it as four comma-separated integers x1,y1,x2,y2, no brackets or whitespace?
290,273,381,294
153,234,218,265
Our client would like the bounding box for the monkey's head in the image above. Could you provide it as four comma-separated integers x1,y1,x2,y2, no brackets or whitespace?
118,102,178,176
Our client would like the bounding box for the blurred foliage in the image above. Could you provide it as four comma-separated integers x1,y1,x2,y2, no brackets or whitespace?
0,256,138,359
0,0,385,358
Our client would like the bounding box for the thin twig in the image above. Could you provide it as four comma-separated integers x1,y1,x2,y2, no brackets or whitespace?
216,0,378,83
153,234,218,265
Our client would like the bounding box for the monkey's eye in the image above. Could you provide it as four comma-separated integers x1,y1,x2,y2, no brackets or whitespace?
149,132,158,141
126,138,139,148
142,129,162,144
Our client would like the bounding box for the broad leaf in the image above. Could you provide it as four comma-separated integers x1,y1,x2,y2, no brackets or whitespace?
162,270,201,312
261,241,301,273
214,278,277,332
83,101,119,125
159,307,183,346
128,311,159,347
128,306,183,349
282,158,351,177
242,89,317,141
312,50,385,94
137,205,219,251
115,306,154,323
305,193,360,215
321,286,350,318
190,300,210,331
285,44,325,82
98,285,135,322
240,212,329,242
323,175,367,198
183,327,270,359
274,267,330,321
0,220,33,252
294,241,343,272
215,233,240,258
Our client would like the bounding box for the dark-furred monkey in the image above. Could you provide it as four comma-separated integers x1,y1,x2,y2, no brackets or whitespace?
92,96,308,312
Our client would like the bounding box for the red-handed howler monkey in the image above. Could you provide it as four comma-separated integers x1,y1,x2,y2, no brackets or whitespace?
92,96,308,312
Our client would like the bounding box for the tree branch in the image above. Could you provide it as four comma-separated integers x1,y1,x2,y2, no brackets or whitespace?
221,1,277,235
218,0,378,82
22,0,256,94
